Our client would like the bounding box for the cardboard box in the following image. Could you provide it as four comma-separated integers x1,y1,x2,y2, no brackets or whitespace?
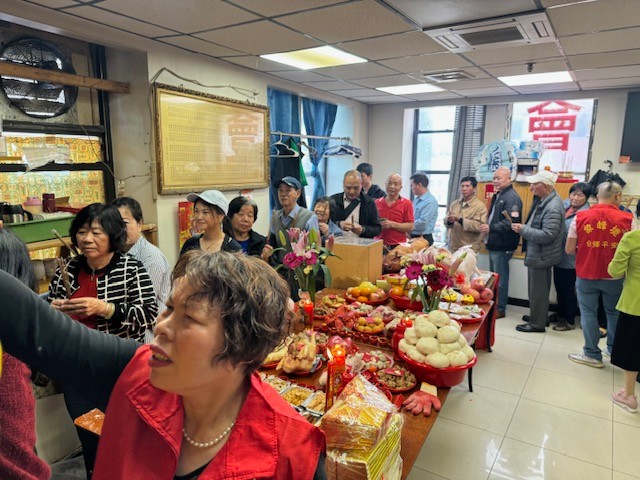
325,237,383,289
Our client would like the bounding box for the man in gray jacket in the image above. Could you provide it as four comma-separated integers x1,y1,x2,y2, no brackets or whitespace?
511,170,565,333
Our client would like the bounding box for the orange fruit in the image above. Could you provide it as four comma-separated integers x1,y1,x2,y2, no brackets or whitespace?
360,287,372,297
351,287,361,298
390,286,405,297
357,295,369,302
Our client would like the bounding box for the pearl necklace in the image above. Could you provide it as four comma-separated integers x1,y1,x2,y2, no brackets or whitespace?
182,420,235,449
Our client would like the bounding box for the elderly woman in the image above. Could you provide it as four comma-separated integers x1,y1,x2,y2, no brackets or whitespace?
608,227,640,413
49,203,157,340
0,229,50,480
227,195,268,258
313,196,344,242
552,182,591,331
180,190,242,256
48,203,158,476
0,251,325,479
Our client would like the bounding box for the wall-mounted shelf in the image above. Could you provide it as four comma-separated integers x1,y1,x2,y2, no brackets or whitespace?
0,162,107,173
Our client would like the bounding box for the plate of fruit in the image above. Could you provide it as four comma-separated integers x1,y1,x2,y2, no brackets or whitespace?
354,316,385,334
345,281,389,305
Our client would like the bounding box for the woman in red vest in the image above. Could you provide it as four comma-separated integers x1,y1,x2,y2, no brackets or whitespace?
0,251,326,479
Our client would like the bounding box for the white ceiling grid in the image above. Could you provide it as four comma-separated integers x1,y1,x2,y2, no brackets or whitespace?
4,0,640,103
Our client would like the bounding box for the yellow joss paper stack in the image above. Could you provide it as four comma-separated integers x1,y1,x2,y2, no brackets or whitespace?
325,412,403,480
321,374,404,480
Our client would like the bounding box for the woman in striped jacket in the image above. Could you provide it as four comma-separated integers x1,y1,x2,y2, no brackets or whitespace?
49,203,158,341
48,203,158,477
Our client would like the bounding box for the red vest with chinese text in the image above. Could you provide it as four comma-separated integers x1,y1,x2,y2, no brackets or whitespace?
575,204,633,279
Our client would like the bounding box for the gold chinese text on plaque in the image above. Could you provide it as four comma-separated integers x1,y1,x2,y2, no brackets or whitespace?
153,84,269,194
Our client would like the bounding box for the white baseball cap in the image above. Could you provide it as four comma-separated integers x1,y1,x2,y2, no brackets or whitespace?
526,170,558,186
187,190,229,215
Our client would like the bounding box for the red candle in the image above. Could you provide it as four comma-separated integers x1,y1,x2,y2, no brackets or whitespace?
302,300,314,325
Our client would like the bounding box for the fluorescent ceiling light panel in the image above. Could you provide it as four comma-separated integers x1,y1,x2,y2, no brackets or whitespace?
498,71,573,86
376,84,443,95
260,46,367,70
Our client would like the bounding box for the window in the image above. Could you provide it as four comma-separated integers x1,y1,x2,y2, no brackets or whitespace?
412,105,485,243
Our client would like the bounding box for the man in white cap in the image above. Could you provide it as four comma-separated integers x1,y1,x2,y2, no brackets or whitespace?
511,170,565,333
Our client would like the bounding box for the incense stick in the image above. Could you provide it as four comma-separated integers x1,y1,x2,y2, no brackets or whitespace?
51,229,79,256
56,257,72,298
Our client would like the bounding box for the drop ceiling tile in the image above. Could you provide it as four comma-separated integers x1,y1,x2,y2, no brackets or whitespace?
303,80,362,91
195,20,321,55
568,50,640,70
65,5,177,37
483,60,568,77
355,95,415,103
223,56,294,72
547,0,640,37
385,0,539,29
275,0,413,43
315,63,397,80
337,31,445,61
416,66,489,81
268,70,333,83
462,43,563,67
579,77,640,89
541,0,577,6
510,82,579,94
403,91,464,101
158,36,243,57
351,75,423,88
379,52,472,74
327,88,388,97
424,77,502,89
560,28,640,55
574,65,640,81
226,0,345,17
450,86,519,96
97,0,258,33
28,0,77,8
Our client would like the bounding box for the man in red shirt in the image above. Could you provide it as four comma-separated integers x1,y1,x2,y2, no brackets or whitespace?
375,173,414,249
566,181,635,368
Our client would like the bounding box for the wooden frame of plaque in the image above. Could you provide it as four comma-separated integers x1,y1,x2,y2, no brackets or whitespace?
153,83,269,194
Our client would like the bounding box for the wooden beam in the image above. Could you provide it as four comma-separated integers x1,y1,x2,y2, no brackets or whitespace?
0,61,129,94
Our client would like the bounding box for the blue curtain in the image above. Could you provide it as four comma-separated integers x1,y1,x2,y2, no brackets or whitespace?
302,98,338,207
268,88,300,211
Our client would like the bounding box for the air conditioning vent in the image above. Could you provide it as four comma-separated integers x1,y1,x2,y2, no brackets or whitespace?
423,70,474,83
424,11,555,53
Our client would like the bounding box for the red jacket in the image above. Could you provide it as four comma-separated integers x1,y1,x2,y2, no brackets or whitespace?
0,354,50,480
575,204,633,279
94,347,325,479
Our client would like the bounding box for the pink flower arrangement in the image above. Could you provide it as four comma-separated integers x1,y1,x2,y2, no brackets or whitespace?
277,228,338,302
401,248,458,312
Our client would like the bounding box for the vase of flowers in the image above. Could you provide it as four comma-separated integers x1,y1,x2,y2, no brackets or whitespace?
401,249,455,313
277,228,338,303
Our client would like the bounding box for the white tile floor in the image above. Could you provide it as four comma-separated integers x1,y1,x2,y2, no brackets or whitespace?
406,305,640,480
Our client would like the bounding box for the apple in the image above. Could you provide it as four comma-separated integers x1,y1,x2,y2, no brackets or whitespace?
470,278,485,292
480,288,494,301
467,288,481,301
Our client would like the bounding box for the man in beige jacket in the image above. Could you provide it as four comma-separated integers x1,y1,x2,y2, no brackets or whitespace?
445,176,487,252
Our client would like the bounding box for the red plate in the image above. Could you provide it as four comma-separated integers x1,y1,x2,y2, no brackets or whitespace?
389,293,423,311
344,292,389,306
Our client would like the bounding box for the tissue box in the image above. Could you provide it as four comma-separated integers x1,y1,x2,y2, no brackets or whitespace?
325,237,383,289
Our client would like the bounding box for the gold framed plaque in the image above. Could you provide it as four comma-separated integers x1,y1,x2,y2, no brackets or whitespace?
153,84,269,194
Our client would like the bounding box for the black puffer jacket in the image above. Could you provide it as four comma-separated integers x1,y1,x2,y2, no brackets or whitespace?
486,184,523,252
